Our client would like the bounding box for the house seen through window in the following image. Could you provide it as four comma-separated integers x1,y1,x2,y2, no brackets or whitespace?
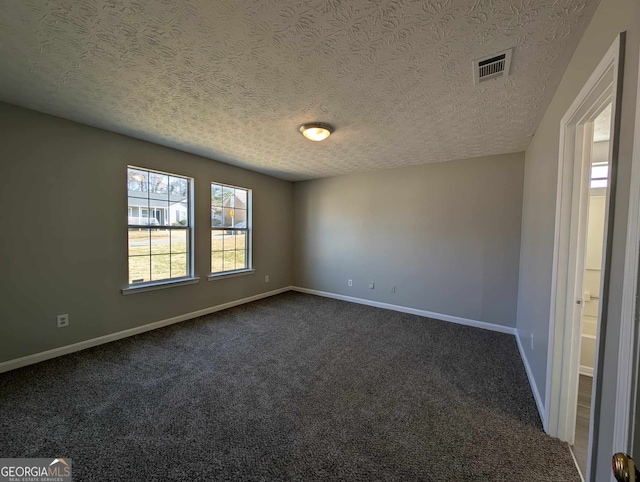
211,183,251,274
127,167,192,285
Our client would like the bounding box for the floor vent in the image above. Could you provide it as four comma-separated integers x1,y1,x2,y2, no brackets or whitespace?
473,48,513,85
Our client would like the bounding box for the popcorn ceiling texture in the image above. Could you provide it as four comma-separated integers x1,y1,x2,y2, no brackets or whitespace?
0,0,599,181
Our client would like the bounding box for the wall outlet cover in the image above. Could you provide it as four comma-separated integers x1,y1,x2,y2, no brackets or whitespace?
57,314,69,328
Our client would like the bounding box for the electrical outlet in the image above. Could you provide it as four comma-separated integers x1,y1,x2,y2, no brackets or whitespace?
265,275,269,283
391,285,396,293
369,282,375,289
57,314,69,328
530,333,534,350
348,279,353,287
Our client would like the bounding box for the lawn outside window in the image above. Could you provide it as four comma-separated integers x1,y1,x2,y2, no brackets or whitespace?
210,182,252,277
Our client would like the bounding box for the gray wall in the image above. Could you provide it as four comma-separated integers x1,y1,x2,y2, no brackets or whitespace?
515,0,640,478
293,152,524,328
0,102,293,363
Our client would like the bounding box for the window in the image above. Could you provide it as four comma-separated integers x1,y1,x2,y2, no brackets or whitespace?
127,167,192,285
591,162,609,189
211,183,251,274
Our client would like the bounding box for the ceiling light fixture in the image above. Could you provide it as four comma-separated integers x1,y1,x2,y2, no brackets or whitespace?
299,123,334,141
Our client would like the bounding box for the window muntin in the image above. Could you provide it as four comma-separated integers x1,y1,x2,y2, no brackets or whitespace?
127,167,192,285
211,183,251,274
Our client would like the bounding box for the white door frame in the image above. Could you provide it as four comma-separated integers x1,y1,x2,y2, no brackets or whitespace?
545,34,629,479
617,38,640,457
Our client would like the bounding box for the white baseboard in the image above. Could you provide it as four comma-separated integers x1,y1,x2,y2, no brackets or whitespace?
0,286,292,374
569,446,586,482
291,286,517,335
580,365,594,377
515,331,546,426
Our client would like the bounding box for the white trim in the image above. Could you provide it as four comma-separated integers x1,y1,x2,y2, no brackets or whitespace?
122,277,200,295
291,286,517,335
546,36,620,447
569,446,587,482
0,286,292,374
516,331,546,424
613,40,640,456
580,365,595,377
208,269,255,281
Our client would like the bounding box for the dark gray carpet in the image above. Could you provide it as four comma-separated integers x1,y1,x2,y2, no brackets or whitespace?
0,292,579,481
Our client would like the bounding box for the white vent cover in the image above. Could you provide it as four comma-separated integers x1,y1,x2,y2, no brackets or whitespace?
472,48,513,86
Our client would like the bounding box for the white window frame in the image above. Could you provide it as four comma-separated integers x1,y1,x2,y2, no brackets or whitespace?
209,182,254,280
122,166,199,294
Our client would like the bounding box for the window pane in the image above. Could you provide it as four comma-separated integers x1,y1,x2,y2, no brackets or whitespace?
128,198,149,224
171,230,188,254
149,205,169,226
128,228,150,256
235,231,247,252
212,184,223,207
169,176,188,199
233,208,246,227
171,253,188,278
212,206,223,227
170,202,188,225
151,254,171,281
591,165,608,179
129,256,150,284
235,189,247,208
223,233,236,251
223,250,236,271
236,250,247,270
151,229,170,255
222,207,235,227
591,179,607,188
212,230,224,251
211,251,224,273
149,172,169,194
223,186,235,208
128,168,148,193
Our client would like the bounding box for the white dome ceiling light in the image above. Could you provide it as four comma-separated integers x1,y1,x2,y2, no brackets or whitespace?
299,123,334,142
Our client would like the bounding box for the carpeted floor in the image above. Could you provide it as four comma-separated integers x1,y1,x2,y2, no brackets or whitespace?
0,292,579,481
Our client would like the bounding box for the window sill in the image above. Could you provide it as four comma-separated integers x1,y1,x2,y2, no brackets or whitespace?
208,269,255,281
122,277,200,295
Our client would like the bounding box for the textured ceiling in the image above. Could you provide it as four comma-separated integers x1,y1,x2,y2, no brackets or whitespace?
0,0,599,181
594,103,611,142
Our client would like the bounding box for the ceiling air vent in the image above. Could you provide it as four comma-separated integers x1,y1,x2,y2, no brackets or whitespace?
472,48,513,86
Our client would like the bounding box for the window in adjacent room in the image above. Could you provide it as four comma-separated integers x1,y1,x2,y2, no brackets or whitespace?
127,167,193,285
211,183,251,274
590,162,609,189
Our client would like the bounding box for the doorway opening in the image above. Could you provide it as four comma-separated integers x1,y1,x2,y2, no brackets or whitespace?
571,103,612,477
545,34,626,482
